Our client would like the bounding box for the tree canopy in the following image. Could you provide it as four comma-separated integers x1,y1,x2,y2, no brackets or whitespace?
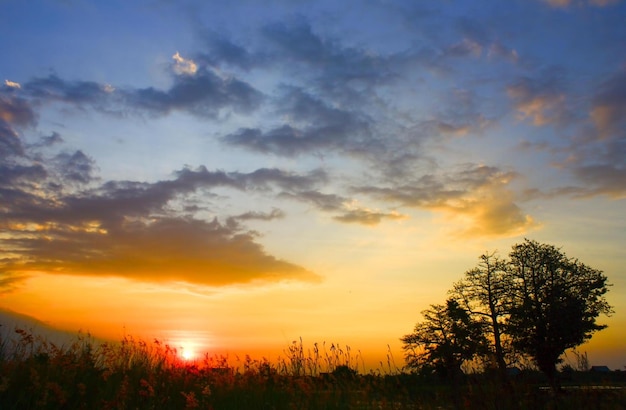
402,239,612,389
451,252,511,375
506,240,612,383
401,298,486,378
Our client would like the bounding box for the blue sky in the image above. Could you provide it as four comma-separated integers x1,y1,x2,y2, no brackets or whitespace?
1,0,625,368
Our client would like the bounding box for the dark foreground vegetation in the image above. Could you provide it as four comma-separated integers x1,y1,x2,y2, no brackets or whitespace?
1,330,624,410
402,239,614,394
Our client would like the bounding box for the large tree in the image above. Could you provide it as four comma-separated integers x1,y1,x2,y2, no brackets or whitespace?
451,252,512,377
401,298,487,379
507,239,612,389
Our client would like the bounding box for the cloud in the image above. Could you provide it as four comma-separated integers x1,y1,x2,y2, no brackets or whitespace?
507,72,570,127
333,209,407,226
259,18,406,98
18,66,263,119
590,70,626,140
0,139,326,289
53,150,97,184
541,0,621,7
23,75,112,106
278,190,346,212
222,87,371,156
239,167,327,191
0,272,28,295
0,95,37,157
123,67,263,118
487,43,519,64
198,30,259,71
232,208,285,221
0,96,36,128
571,164,626,198
354,165,536,236
172,52,198,76
4,80,21,89
443,38,483,59
31,132,64,148
277,189,407,226
539,69,626,198
1,217,318,286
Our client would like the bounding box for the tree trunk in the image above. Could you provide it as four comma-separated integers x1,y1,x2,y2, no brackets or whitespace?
492,319,507,377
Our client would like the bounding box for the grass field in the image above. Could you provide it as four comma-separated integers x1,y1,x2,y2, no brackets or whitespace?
1,328,624,409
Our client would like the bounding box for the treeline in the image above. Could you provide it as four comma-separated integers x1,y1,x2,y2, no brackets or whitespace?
401,239,612,391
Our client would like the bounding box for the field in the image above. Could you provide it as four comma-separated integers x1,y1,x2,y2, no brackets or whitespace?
1,329,624,409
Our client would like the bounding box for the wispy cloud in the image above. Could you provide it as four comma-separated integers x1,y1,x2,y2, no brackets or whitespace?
333,208,407,226
590,70,626,140
355,165,536,236
541,0,621,7
507,71,571,127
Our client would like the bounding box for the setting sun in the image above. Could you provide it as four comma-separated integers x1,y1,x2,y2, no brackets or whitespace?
180,347,195,361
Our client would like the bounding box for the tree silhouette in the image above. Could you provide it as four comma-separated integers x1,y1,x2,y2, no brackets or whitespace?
401,299,487,379
506,239,612,390
451,252,512,377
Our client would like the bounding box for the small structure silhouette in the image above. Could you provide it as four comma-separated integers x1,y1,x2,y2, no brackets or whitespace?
589,365,611,373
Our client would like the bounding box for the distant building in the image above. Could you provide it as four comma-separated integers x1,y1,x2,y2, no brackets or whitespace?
589,365,611,372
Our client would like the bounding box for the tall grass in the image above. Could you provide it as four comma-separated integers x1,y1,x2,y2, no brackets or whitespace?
0,327,624,409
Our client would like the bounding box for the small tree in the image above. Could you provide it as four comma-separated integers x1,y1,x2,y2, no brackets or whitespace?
401,299,487,379
507,239,612,390
451,252,512,376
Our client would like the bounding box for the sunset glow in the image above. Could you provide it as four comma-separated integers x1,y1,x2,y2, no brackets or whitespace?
0,0,625,372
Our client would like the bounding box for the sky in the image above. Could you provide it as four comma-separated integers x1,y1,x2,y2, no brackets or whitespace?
0,0,625,371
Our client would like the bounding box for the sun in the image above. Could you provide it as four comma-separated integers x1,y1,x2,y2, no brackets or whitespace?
180,347,196,361
178,343,196,361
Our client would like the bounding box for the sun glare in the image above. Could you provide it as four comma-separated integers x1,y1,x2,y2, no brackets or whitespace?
180,346,195,361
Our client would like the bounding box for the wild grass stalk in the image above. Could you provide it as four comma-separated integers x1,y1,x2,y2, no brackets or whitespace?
0,327,624,409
